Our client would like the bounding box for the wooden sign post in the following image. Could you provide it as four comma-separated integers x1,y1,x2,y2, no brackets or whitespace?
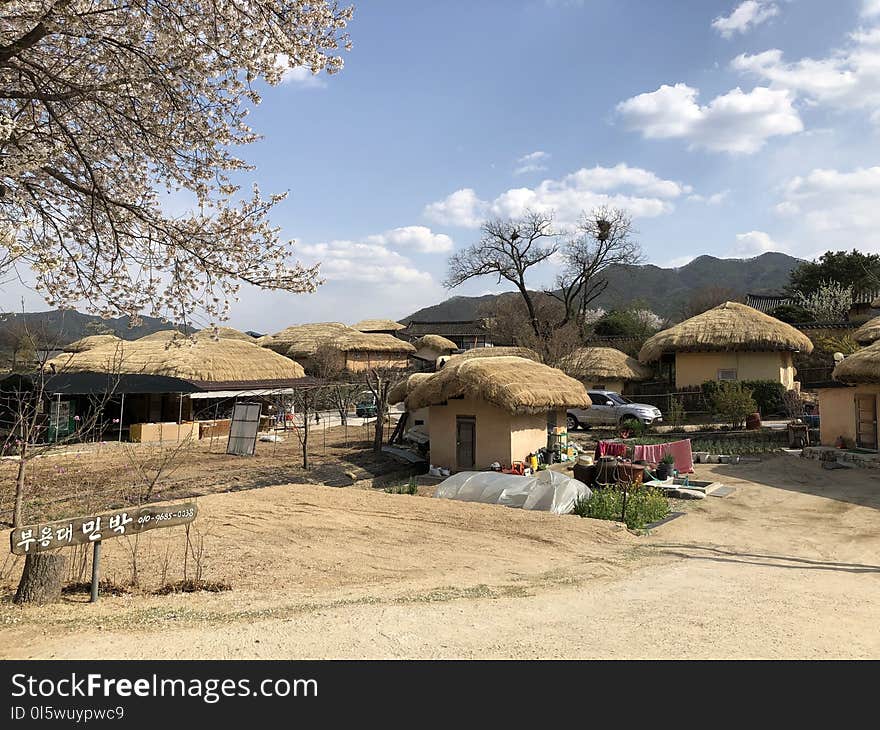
10,503,198,602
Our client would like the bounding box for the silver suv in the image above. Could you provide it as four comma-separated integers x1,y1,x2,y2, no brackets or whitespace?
567,390,662,431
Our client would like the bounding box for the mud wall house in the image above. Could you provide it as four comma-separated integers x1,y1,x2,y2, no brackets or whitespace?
817,325,880,449
37,336,307,442
259,323,414,373
559,347,653,394
410,335,459,370
638,302,814,389
388,372,434,440
404,356,590,471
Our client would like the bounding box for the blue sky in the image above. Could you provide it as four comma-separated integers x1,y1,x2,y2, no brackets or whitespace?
11,0,880,332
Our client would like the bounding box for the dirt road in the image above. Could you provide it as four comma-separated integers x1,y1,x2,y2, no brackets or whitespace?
1,454,878,659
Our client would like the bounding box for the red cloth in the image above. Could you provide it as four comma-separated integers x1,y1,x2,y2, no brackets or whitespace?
632,439,694,473
596,440,628,459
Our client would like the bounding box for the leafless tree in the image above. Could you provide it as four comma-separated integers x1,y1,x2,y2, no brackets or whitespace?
362,366,411,454
445,211,559,338
549,207,643,329
680,286,739,319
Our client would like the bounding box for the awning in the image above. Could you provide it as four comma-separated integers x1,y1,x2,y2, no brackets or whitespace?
188,388,299,399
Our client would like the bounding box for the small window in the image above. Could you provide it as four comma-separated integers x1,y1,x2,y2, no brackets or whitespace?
717,369,737,381
414,419,424,426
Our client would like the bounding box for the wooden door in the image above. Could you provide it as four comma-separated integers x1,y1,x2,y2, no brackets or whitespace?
855,394,878,450
456,416,476,470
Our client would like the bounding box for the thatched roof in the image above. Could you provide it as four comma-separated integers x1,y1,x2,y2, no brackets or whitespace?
352,318,406,332
260,323,414,359
47,338,304,382
136,329,189,342
833,341,880,384
639,302,814,362
388,372,434,405
560,347,653,382
63,334,121,353
854,316,880,345
201,326,256,342
446,346,542,363
413,334,458,353
406,356,591,415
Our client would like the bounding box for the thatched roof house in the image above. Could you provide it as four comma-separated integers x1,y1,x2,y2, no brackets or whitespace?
63,334,121,353
854,316,880,345
406,356,589,471
638,302,813,389
352,318,406,333
560,347,653,393
388,373,434,405
49,338,305,383
815,341,880,449
259,322,414,372
411,334,459,369
445,346,542,363
408,357,589,415
833,341,880,384
201,326,256,342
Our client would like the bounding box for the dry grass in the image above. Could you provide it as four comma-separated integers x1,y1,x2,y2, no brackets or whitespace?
351,319,406,332
48,337,305,382
834,339,880,383
560,347,652,382
406,355,591,414
259,322,414,359
639,301,814,362
854,316,880,345
63,334,121,353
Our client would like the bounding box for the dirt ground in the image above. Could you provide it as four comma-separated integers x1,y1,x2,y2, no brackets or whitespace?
0,452,878,659
0,421,406,525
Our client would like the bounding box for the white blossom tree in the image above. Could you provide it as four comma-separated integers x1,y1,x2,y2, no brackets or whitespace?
0,0,353,324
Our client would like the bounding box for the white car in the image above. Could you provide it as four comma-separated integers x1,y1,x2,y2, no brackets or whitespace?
567,390,663,431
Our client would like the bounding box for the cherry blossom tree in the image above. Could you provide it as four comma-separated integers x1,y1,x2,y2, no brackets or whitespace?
0,1,353,325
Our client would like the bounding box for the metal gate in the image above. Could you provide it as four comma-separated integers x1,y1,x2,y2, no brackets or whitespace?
227,402,262,456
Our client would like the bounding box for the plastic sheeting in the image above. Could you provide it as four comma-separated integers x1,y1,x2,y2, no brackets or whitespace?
433,470,591,515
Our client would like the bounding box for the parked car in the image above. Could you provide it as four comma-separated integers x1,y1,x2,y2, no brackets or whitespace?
567,390,663,431
355,392,378,418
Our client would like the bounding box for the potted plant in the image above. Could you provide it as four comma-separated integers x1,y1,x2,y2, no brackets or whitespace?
655,453,675,480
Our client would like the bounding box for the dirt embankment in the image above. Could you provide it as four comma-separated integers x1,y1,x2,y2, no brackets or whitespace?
1,454,879,659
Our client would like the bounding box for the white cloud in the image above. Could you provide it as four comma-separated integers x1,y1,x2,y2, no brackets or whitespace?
423,188,488,228
278,65,327,89
665,255,697,268
366,226,453,253
732,28,880,120
515,150,550,175
730,230,781,257
299,239,433,286
424,163,689,229
688,190,730,204
616,82,803,153
712,1,779,38
777,167,880,247
863,0,880,18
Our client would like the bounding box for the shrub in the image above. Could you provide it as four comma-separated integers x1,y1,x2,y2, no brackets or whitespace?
666,396,686,428
385,476,418,495
710,382,758,429
572,486,669,530
702,379,784,416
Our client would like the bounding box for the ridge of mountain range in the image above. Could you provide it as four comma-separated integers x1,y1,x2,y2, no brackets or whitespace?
402,252,802,323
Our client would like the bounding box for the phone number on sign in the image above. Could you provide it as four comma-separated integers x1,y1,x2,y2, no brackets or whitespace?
137,508,195,525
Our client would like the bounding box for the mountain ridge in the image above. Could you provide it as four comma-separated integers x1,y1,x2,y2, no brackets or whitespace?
403,252,802,322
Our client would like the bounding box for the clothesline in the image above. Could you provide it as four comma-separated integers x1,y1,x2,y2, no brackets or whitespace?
596,438,695,474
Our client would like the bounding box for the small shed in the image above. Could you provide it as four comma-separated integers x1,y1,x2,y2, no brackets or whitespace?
411,334,458,369
405,356,590,471
818,342,880,449
639,302,813,389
